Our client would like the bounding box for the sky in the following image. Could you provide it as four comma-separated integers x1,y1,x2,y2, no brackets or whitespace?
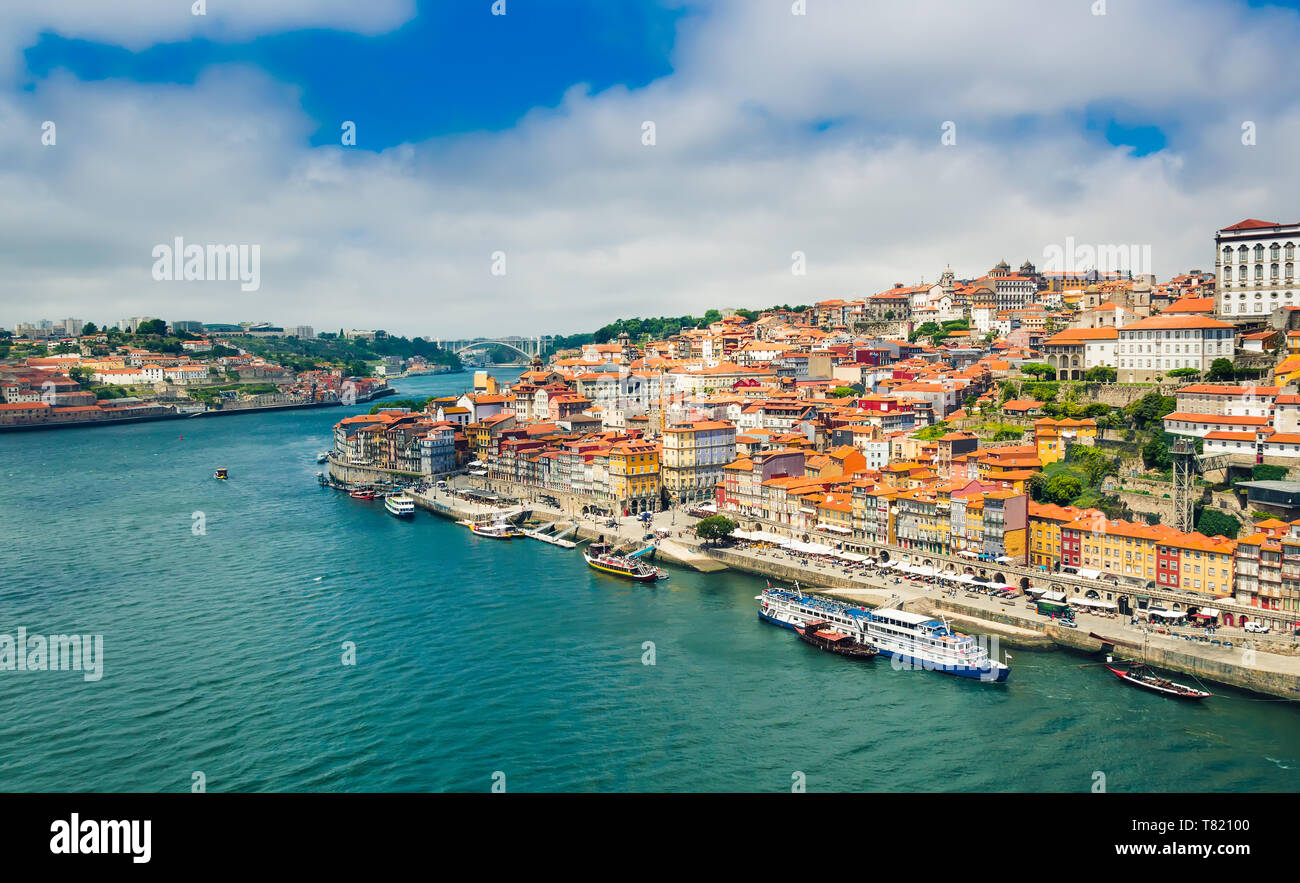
3,0,1299,339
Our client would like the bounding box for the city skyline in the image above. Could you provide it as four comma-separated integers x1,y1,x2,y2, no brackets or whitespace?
4,0,1299,337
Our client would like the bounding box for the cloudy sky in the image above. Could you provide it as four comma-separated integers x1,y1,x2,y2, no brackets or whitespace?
3,0,1299,339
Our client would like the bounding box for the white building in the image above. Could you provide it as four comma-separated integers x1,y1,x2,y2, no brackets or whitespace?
1115,315,1235,383
1215,218,1300,321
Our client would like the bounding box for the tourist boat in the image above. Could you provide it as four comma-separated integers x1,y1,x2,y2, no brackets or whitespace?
461,513,521,539
583,542,663,582
349,489,376,500
384,494,415,519
1104,662,1211,700
213,467,228,480
795,620,879,660
757,584,1009,682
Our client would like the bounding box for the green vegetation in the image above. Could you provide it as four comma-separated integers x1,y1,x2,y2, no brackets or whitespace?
1084,366,1117,382
369,397,436,414
236,334,460,375
1029,444,1122,508
694,515,738,545
1166,367,1200,380
912,423,951,441
1195,508,1240,538
1252,464,1289,482
1207,358,1235,382
185,383,281,404
1020,363,1055,380
543,307,809,356
1126,391,1176,433
830,386,860,398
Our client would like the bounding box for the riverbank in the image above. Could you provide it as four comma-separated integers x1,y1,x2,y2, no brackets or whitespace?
329,467,1300,701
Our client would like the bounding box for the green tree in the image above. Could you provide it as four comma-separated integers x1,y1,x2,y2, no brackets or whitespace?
694,515,737,545
1027,471,1048,502
1083,366,1116,382
1196,509,1240,539
1142,433,1174,470
830,386,859,398
1207,358,1235,382
1252,464,1288,482
1042,474,1083,506
81,321,98,335
1166,367,1199,380
1127,391,1176,432
136,319,167,336
346,360,369,378
1020,363,1056,380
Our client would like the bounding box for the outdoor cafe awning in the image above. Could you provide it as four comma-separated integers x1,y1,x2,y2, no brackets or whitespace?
957,550,978,558
1192,608,1220,618
816,523,853,535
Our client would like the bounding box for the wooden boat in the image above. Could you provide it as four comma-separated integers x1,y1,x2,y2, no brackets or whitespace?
583,542,660,582
349,489,376,500
1105,663,1211,700
213,467,228,480
795,620,879,660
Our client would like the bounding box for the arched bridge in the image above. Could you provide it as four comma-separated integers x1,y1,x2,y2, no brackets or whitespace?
437,336,550,360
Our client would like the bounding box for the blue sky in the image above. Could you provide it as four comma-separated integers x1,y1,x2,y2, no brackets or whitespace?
24,1,687,147
3,0,1299,336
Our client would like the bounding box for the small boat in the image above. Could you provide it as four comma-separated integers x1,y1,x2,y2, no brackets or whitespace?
1105,662,1211,700
316,451,331,463
213,467,228,480
795,620,879,660
460,513,521,538
349,489,376,500
384,494,415,519
583,542,661,582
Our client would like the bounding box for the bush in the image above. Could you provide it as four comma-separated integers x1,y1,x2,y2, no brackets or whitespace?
1195,509,1240,538
1252,464,1288,482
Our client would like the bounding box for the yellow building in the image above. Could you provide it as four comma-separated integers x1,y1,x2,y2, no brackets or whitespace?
1028,502,1099,570
608,439,662,514
1033,418,1099,466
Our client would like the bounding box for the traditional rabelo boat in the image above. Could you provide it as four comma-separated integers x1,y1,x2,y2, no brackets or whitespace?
1104,662,1211,700
795,620,879,660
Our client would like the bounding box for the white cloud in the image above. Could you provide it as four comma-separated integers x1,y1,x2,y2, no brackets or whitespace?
3,0,1300,338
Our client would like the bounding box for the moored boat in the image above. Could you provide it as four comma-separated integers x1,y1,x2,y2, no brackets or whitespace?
796,620,879,660
583,542,662,582
757,583,1009,682
349,489,376,500
1104,663,1211,700
384,494,415,519
460,512,522,538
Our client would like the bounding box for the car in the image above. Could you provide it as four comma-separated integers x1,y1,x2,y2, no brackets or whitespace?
1244,622,1270,634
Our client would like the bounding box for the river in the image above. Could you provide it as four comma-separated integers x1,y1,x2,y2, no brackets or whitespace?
1,368,1297,792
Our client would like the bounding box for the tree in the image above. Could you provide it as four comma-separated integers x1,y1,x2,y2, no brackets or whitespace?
694,515,737,545
1127,391,1176,432
1252,464,1288,482
1042,474,1083,506
1020,363,1056,380
1166,367,1199,380
1207,358,1235,382
81,322,98,335
1084,366,1117,383
136,319,167,336
346,361,369,378
1027,472,1048,502
830,386,859,398
1142,433,1173,470
1196,509,1240,539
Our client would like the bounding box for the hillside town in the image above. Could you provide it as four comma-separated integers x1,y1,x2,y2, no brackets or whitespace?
328,218,1300,631
0,322,405,426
